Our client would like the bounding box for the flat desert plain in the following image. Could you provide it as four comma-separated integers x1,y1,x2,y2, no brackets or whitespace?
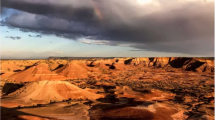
0,57,214,120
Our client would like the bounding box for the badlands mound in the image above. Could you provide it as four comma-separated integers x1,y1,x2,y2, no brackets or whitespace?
88,59,130,70
90,60,113,69
55,61,89,79
48,59,68,71
8,63,67,82
7,80,103,101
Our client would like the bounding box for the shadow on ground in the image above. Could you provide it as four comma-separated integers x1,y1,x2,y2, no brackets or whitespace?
1,107,54,120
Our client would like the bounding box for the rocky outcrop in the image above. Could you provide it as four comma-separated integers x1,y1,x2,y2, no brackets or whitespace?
124,57,214,72
195,59,214,72
130,58,150,66
168,58,214,72
152,57,170,67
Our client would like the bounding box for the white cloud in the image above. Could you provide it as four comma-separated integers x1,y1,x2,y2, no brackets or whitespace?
78,38,109,45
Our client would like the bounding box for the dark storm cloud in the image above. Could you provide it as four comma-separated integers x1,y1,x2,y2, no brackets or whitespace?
29,35,42,38
1,0,99,23
1,0,214,55
1,7,7,15
5,36,21,40
2,12,102,39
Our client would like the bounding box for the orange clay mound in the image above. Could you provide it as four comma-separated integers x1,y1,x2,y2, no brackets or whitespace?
7,80,103,101
75,61,93,71
55,61,89,79
8,63,67,82
49,62,61,71
91,60,113,69
48,59,68,71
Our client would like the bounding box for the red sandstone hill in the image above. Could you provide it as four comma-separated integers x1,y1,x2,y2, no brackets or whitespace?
8,63,67,82
7,80,103,101
55,61,89,79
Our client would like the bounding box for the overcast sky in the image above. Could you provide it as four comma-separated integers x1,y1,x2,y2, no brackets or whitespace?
0,0,214,59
